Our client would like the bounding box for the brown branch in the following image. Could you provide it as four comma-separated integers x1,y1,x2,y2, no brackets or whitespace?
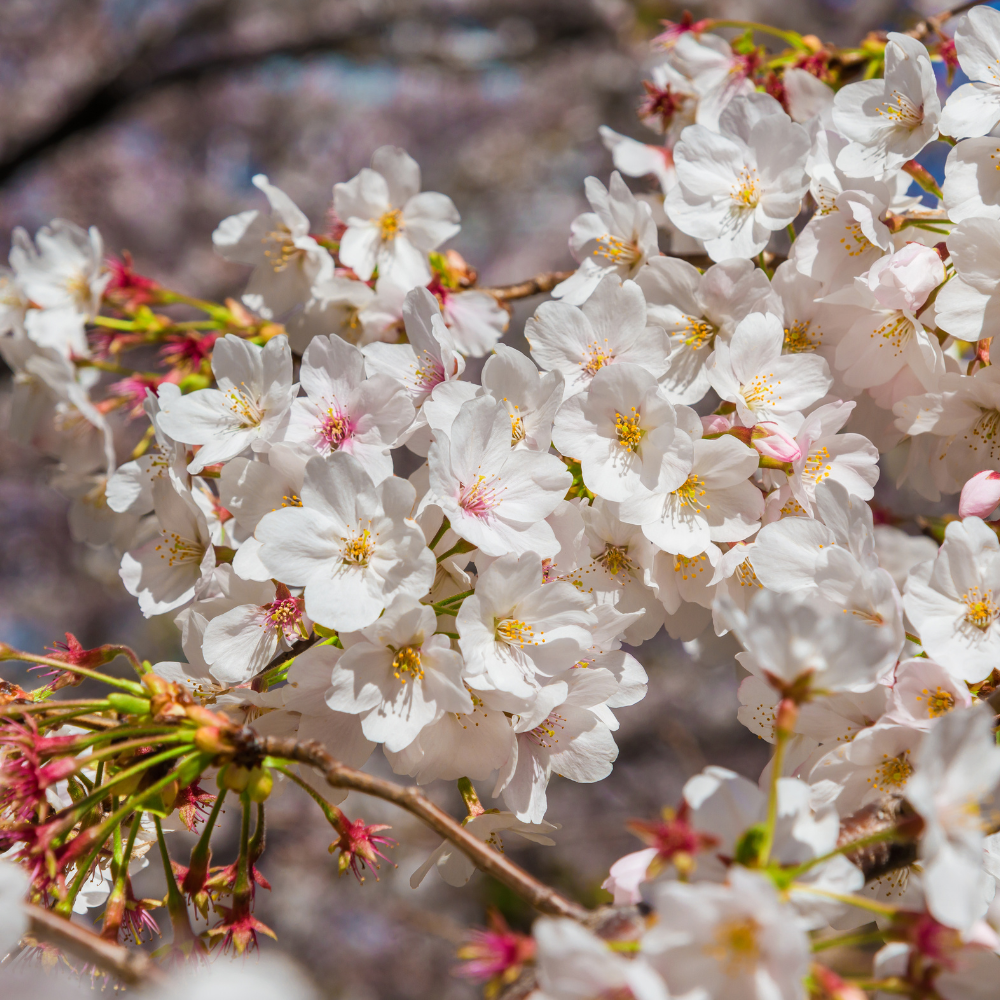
253,734,589,921
25,903,163,987
907,0,986,39
836,798,920,881
479,271,575,301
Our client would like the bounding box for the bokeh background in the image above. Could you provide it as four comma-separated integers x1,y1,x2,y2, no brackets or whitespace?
0,0,962,996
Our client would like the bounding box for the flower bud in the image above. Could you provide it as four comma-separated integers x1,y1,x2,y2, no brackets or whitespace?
862,242,944,313
701,413,733,435
218,763,251,792
959,470,1000,519
247,767,273,802
751,422,801,462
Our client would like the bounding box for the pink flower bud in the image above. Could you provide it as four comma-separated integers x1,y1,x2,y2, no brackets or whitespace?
863,242,944,313
959,470,1000,519
751,422,801,462
701,413,733,435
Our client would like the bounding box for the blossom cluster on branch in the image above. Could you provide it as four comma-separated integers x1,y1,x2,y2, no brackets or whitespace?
3,4,1000,999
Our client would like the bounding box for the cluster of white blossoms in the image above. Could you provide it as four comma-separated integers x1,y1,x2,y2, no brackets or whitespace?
7,7,1000,999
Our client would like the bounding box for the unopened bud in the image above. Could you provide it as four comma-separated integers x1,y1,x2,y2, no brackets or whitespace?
247,768,273,802
194,726,232,754
701,413,733,435
218,763,251,792
959,470,1000,519
751,422,801,463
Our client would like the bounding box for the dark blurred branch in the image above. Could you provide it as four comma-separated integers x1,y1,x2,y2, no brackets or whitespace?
0,2,606,187
907,0,986,38
25,903,163,986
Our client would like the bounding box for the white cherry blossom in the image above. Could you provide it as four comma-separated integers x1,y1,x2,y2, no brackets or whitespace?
551,172,659,306
526,275,672,398
935,218,1000,343
254,452,435,632
334,146,460,288
283,333,413,483
157,334,296,474
943,137,1000,224
212,174,332,319
939,7,1000,140
832,32,940,178
480,344,564,452
665,94,810,260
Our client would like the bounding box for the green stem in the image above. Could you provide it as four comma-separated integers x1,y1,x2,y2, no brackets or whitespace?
102,811,142,940
89,315,139,331
904,631,922,645
756,251,772,279
428,518,451,552
436,541,474,564
790,884,900,917
0,649,146,695
182,789,226,896
275,766,346,833
232,792,254,909
53,745,190,833
436,632,460,640
758,728,788,866
431,589,475,614
249,802,266,865
157,289,233,323
811,927,886,953
156,815,198,945
785,827,902,879
708,19,807,48
57,826,114,916
786,222,797,244
59,729,190,763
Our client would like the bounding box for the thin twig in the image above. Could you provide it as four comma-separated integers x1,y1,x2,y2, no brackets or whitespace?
907,0,986,39
24,903,164,986
254,734,589,921
478,270,575,301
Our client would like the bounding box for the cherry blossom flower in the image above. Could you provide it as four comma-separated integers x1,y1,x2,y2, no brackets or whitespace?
832,33,940,178
862,243,945,314
325,596,472,751
480,344,564,452
283,333,413,483
939,6,1000,139
942,137,1000,224
706,311,832,428
456,551,596,702
552,362,693,502
212,174,332,319
642,867,810,1000
157,334,296,474
533,918,669,1000
635,255,776,405
9,220,109,357
333,145,460,288
884,657,972,731
254,453,435,632
551,172,659,305
903,517,1000,683
285,273,376,352
907,705,1000,930
935,218,1000,343
526,275,672,398
665,94,811,260
425,395,570,558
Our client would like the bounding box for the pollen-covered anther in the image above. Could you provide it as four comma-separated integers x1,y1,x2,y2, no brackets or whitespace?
593,233,642,265
615,408,643,452
496,618,537,647
341,528,375,567
391,645,424,684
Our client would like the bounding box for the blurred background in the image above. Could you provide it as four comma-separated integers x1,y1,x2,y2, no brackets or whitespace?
0,0,959,996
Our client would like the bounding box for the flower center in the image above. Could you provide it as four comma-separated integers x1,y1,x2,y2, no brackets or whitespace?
342,529,374,567
784,319,822,353
673,552,709,580
672,473,709,512
593,234,642,266
597,543,632,578
683,317,716,350
391,645,424,684
876,89,924,130
225,385,263,429
495,618,537,646
264,596,303,639
740,372,780,409
873,314,912,354
378,209,404,241
66,270,93,309
735,558,762,589
731,166,760,209
969,409,1000,461
705,917,761,976
502,399,525,445
262,228,303,272
915,686,955,719
615,408,643,452
459,476,503,520
870,752,913,792
411,348,446,392
963,586,999,630
526,712,565,748
802,445,832,485
581,340,614,377
320,408,351,450
154,532,206,568
282,493,302,507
